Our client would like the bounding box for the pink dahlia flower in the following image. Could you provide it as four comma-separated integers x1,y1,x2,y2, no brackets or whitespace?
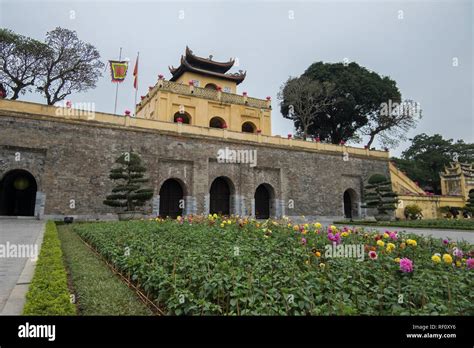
399,258,414,273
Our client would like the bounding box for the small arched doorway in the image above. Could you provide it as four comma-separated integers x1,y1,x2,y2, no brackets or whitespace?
343,188,357,219
210,177,232,215
205,83,218,90
255,184,274,219
0,169,37,216
173,111,191,124
159,179,184,218
209,117,226,129
242,122,256,133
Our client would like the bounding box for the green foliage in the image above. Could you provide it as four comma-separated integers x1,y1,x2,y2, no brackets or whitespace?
404,204,423,220
57,225,152,315
392,133,474,194
103,151,153,212
466,190,474,212
291,61,402,144
73,218,473,315
363,174,398,215
0,28,49,100
23,221,76,315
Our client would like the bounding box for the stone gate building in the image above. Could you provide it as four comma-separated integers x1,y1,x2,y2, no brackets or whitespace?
0,48,390,221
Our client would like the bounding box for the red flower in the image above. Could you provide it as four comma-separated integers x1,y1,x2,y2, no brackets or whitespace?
140,96,145,100
124,110,131,116
176,117,183,123
158,74,164,79
257,129,262,134
188,80,194,86
243,91,248,96
222,123,228,129
217,86,222,91
288,134,292,139
266,96,271,101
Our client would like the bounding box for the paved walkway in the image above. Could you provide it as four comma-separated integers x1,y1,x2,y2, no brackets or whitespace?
0,218,45,315
333,222,474,244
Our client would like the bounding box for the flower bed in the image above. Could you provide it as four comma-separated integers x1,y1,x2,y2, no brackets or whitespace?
72,216,473,315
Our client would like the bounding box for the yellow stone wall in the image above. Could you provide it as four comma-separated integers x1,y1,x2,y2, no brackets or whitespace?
390,162,467,219
136,79,272,135
175,72,238,94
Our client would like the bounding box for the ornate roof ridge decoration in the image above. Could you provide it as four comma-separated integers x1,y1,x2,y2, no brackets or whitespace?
440,161,474,177
185,46,235,72
168,47,246,85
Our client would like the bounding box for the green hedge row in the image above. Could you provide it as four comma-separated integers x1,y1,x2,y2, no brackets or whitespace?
23,221,76,315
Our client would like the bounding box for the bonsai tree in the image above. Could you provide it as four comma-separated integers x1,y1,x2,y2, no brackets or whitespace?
466,190,474,213
362,174,398,219
103,151,153,212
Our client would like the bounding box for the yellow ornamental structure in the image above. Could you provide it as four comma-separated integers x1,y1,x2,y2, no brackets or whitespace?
136,47,272,135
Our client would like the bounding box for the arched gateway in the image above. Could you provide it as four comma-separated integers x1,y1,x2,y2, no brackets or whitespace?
0,169,37,216
159,179,184,218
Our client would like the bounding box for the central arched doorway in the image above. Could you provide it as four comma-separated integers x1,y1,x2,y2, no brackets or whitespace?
343,189,357,219
159,179,184,218
0,169,37,216
255,184,273,219
210,177,232,215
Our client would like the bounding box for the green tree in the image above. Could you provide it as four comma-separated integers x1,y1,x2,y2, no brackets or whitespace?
392,133,474,194
362,174,398,218
37,27,104,105
466,190,474,212
0,29,49,99
103,151,154,212
294,61,402,144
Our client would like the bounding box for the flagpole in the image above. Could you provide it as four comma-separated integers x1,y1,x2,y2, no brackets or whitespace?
134,52,139,116
113,47,122,114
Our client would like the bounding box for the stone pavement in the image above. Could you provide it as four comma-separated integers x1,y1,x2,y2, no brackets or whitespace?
333,222,474,244
0,218,45,315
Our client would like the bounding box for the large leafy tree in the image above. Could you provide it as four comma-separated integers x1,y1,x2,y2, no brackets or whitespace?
37,27,104,105
103,151,154,212
0,29,49,99
392,133,474,194
297,62,402,144
278,76,336,140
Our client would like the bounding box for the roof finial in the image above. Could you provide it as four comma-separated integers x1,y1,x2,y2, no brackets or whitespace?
209,54,213,60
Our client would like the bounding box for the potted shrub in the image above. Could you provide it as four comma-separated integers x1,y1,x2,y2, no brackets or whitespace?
103,151,154,220
404,204,423,220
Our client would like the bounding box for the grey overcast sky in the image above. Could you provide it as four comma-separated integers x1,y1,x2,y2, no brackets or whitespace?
0,0,472,156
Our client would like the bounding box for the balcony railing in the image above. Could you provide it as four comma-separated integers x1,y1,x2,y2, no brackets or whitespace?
136,80,270,112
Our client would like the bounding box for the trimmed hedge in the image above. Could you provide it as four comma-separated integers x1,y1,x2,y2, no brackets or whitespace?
23,221,76,315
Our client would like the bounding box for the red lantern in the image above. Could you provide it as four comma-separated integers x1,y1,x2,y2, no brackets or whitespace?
176,117,183,123
257,129,262,134
222,123,228,129
243,91,248,96
266,96,271,101
217,86,222,91
140,96,145,100
124,110,131,116
158,74,164,79
364,145,368,149
339,140,345,145
148,86,153,91
288,134,292,139
188,80,194,86
315,137,320,142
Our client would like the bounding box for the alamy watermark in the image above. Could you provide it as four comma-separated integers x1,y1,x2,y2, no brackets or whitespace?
55,100,96,120
324,243,364,262
217,147,257,167
0,242,38,261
